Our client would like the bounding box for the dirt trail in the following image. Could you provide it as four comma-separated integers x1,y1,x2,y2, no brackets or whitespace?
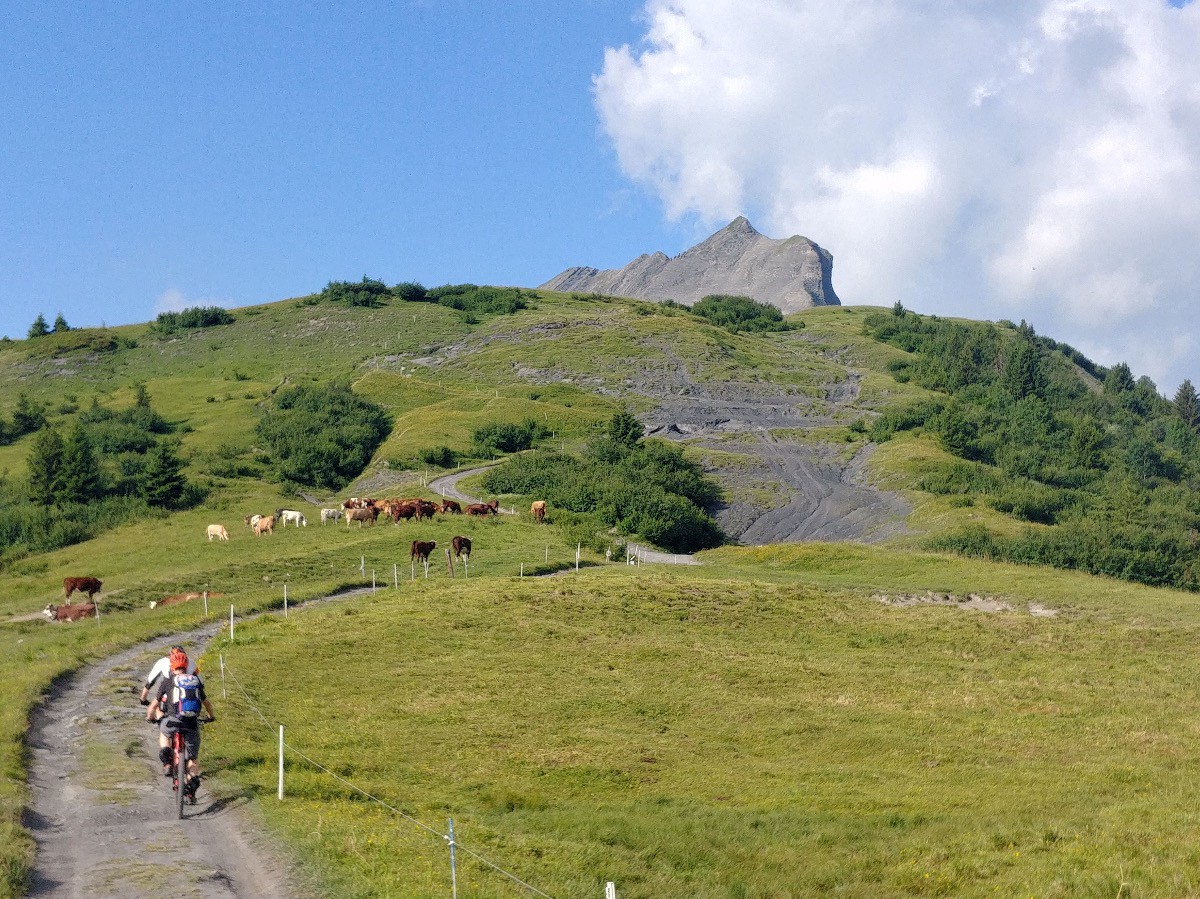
25,626,307,899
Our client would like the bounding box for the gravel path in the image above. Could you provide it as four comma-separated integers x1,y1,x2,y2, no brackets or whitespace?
26,626,307,899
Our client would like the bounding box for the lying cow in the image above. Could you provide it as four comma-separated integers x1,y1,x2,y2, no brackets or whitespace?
465,499,499,517
206,524,229,542
63,576,103,600
43,602,97,622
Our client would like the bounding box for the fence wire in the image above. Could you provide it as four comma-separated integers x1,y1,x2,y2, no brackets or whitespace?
220,660,558,899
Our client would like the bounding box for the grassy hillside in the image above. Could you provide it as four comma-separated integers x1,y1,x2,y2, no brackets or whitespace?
3,288,1200,895
208,551,1200,897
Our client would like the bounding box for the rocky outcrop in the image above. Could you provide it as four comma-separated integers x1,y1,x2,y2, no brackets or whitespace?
541,217,840,312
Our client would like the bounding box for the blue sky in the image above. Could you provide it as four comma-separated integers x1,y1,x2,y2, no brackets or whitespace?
1,1,691,334
4,1,1200,394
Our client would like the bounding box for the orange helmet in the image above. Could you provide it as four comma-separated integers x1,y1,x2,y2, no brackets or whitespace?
169,648,189,671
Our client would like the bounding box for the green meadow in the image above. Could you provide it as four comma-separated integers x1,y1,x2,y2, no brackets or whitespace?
2,291,1199,896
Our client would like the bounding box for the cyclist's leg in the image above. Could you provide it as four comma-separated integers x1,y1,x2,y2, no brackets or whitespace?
183,728,202,795
157,719,175,773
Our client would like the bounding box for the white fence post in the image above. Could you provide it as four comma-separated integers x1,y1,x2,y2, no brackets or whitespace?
219,654,226,700
394,563,398,588
520,563,524,579
203,590,208,617
605,882,617,899
278,725,284,800
576,542,581,572
448,818,458,899
229,605,234,640
360,555,365,576
372,569,376,594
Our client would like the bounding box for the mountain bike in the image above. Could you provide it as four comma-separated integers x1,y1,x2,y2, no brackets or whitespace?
164,717,214,818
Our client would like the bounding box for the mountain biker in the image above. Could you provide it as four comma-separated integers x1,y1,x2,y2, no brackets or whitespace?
145,651,214,799
138,645,197,706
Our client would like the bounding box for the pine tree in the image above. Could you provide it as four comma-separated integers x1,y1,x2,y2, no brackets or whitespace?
11,392,47,436
141,440,187,507
1104,362,1135,394
59,426,104,502
52,312,70,333
1174,379,1200,430
27,427,65,505
1002,338,1043,399
608,409,644,446
27,314,49,339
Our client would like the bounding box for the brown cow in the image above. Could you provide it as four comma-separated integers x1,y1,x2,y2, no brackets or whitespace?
345,507,378,527
43,602,97,622
63,576,103,600
465,499,499,517
415,499,437,521
451,535,472,562
388,500,417,523
411,540,436,563
530,500,547,523
439,499,462,514
253,515,276,536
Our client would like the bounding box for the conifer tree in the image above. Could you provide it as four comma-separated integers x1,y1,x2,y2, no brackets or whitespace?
27,427,65,505
1174,379,1200,431
27,314,49,339
11,392,47,436
608,409,645,446
141,440,187,507
1104,362,1135,394
52,312,70,333
1002,338,1043,399
59,426,104,502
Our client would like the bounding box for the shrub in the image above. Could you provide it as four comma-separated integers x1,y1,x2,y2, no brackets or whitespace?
320,277,391,308
428,284,527,315
151,306,235,334
482,413,724,553
691,295,791,333
867,399,944,443
472,419,550,456
417,446,459,468
393,281,428,302
255,385,391,490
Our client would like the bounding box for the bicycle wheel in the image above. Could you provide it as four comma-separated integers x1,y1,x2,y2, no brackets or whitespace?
175,742,186,819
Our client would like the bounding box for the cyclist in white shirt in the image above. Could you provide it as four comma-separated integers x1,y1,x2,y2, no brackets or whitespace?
139,644,197,705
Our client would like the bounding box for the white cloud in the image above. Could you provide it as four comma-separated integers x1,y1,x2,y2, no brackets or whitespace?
596,0,1200,391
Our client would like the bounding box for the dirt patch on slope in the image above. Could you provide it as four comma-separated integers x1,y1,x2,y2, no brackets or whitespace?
382,324,911,548
873,592,1060,616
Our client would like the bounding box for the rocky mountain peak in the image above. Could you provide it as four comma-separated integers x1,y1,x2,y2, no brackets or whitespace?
541,218,839,312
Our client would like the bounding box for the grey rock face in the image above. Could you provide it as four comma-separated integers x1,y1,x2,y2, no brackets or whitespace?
541,217,840,312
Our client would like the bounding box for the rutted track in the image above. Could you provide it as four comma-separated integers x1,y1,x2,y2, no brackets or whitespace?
25,626,307,898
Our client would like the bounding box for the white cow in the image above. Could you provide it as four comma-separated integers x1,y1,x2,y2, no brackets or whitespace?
279,509,307,527
320,508,341,525
206,524,229,542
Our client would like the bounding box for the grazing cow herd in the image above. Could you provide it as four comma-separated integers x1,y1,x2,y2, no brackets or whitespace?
40,497,551,621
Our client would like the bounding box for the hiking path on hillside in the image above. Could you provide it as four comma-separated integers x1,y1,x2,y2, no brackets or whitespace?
25,626,308,899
